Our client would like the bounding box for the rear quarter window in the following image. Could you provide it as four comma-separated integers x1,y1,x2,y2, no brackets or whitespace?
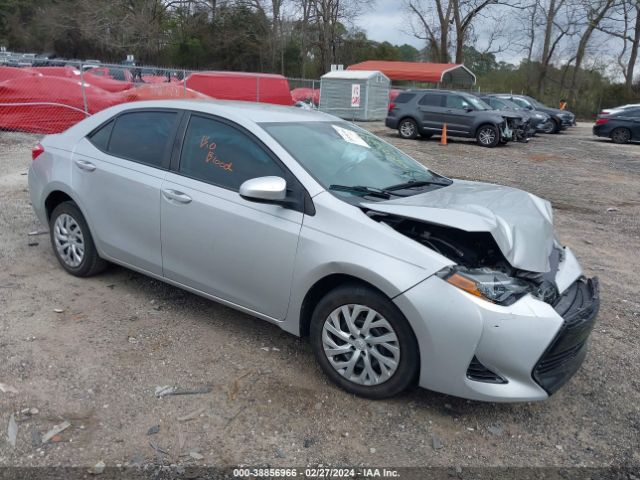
418,94,443,107
88,120,114,151
394,93,415,103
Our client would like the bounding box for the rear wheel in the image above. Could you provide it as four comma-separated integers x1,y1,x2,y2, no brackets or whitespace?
310,284,419,399
398,118,418,139
49,201,107,277
611,127,631,144
476,124,500,148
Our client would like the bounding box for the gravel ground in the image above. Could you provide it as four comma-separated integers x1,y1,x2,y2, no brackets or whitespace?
0,123,639,472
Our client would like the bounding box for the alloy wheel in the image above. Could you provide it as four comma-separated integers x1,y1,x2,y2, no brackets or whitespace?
540,121,555,134
612,128,631,144
478,127,496,145
321,304,400,386
53,213,85,268
400,121,416,138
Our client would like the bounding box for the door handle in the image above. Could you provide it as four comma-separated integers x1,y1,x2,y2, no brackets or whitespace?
74,159,96,172
162,189,192,204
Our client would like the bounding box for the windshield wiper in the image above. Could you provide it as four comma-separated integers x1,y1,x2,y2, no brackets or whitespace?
329,184,396,199
384,179,452,192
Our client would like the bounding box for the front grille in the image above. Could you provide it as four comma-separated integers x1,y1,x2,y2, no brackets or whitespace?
532,277,599,394
467,356,507,384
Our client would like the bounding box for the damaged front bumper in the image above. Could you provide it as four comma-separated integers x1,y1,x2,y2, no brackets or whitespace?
500,117,530,143
394,247,598,402
533,277,599,394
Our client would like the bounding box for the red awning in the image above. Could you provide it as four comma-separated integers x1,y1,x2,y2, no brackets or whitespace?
347,61,476,84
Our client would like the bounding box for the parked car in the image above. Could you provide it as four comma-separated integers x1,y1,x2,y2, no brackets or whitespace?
386,89,520,147
600,103,640,116
493,94,574,133
29,100,599,402
479,94,552,135
593,107,640,143
472,94,533,141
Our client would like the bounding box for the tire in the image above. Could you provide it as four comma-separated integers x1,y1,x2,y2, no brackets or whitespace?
540,120,555,134
310,283,419,399
476,124,500,148
398,118,418,139
611,127,631,144
49,201,107,277
550,118,561,134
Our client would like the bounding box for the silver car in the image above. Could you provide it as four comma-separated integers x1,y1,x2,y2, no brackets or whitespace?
28,100,599,402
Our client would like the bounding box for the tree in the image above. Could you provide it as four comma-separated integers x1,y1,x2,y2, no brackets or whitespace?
404,0,500,63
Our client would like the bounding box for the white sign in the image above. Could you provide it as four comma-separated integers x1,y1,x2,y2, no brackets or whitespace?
333,125,370,148
351,84,361,108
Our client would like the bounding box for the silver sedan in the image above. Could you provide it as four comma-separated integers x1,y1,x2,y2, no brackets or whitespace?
28,100,599,401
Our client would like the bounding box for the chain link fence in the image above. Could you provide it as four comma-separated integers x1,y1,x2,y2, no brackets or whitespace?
0,58,324,134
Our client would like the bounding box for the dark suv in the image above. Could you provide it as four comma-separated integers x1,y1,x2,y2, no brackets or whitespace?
386,90,517,147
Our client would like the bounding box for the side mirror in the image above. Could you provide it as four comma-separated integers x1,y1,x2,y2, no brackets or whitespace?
239,176,287,203
465,106,474,112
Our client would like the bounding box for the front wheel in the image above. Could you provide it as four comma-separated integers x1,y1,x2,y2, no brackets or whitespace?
398,118,418,139
611,127,631,144
476,124,500,148
539,120,555,134
49,201,107,277
310,284,419,399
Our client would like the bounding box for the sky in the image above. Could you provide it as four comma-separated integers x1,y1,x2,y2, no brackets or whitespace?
354,0,424,50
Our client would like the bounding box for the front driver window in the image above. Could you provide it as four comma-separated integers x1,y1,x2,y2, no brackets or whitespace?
446,95,469,109
179,114,284,191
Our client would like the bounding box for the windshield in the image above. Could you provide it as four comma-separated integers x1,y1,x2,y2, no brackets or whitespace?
261,121,445,199
511,97,532,109
500,98,524,110
491,98,512,110
464,95,491,111
524,96,546,108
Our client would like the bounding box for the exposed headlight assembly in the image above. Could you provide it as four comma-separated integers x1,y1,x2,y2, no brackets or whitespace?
437,267,532,306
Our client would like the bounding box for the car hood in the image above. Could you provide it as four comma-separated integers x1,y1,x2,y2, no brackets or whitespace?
363,180,555,273
540,106,572,116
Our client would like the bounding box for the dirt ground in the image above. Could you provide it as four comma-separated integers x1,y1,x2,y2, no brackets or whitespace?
0,123,639,473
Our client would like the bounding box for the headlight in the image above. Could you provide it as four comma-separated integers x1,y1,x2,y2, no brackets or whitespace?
437,266,533,306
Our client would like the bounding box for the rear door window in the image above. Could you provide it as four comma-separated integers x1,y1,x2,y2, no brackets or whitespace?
418,94,443,107
108,111,178,169
179,114,284,191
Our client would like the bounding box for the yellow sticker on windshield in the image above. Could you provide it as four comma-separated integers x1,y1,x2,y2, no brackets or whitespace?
332,125,370,149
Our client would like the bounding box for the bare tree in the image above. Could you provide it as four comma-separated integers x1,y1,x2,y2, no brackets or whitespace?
564,0,614,103
405,0,453,62
597,0,640,90
405,0,503,64
311,0,372,72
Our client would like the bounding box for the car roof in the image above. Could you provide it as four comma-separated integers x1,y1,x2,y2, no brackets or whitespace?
399,89,463,95
106,99,339,124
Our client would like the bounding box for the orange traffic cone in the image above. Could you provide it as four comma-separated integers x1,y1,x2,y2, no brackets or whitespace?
439,123,448,146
